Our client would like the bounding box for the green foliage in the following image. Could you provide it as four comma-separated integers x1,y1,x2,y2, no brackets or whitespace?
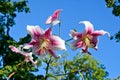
62,53,108,80
113,75,120,80
0,0,39,80
41,53,109,80
110,30,120,42
105,0,120,43
105,0,115,8
105,0,120,17
0,0,30,36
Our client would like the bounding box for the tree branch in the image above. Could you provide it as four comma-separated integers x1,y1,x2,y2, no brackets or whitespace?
8,72,16,79
6,26,10,36
55,70,79,76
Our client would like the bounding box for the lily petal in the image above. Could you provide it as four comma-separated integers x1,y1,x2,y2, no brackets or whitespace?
9,45,20,53
45,9,62,25
71,40,83,49
91,36,98,46
46,16,52,24
27,25,66,58
50,35,66,50
24,52,37,65
23,39,37,49
82,43,88,53
9,45,26,56
79,21,94,34
70,30,82,39
45,27,52,38
48,49,58,58
52,9,62,20
27,25,44,39
92,30,110,37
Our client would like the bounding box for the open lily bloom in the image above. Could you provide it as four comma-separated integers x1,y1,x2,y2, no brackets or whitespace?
70,21,110,54
45,9,62,26
9,45,37,65
26,25,66,58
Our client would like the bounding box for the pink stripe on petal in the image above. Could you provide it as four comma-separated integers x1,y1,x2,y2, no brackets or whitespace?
70,30,82,38
33,26,44,38
50,35,66,50
45,27,52,38
92,30,110,37
32,45,41,55
48,49,58,58
76,41,83,47
70,30,77,37
82,43,88,53
9,45,27,56
29,39,37,45
27,25,44,39
91,36,98,45
52,9,62,20
71,40,82,49
23,40,37,49
9,45,20,53
79,21,94,34
38,49,43,55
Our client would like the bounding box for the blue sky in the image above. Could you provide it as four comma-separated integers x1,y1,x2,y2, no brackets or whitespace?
10,0,120,78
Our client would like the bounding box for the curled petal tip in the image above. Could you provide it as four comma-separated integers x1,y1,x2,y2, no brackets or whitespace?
69,33,72,37
79,21,92,25
56,9,63,12
64,47,67,51
94,46,98,50
57,54,62,58
106,32,110,38
9,45,12,48
102,30,110,37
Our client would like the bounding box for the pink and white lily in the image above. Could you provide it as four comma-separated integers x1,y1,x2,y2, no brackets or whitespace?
45,9,62,26
9,45,37,65
70,21,110,54
26,25,66,58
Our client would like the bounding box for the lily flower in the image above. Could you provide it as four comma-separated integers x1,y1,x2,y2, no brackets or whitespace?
9,45,37,65
70,21,110,54
45,9,62,26
26,25,66,58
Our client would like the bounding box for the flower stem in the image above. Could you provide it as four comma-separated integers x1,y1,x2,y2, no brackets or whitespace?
45,56,52,80
59,22,61,36
65,38,73,42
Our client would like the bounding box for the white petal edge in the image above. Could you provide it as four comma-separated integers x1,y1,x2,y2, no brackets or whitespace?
79,21,94,33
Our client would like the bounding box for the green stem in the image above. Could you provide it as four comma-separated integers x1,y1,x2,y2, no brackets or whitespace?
65,38,73,42
58,22,61,36
45,56,52,80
